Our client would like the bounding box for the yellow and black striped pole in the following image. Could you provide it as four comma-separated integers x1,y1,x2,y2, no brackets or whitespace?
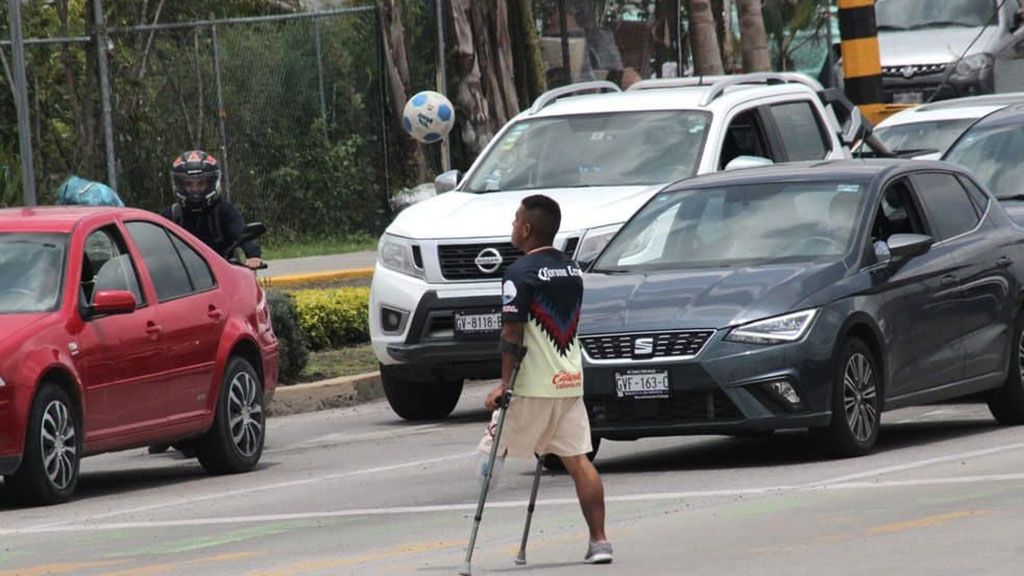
836,0,891,125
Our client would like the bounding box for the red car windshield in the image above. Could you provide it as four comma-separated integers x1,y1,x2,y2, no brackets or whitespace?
0,233,67,313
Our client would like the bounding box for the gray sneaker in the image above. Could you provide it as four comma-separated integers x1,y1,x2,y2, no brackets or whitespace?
584,540,613,564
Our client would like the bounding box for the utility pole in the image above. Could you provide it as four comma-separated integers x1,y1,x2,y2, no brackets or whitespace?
93,0,118,190
8,0,36,205
436,0,451,172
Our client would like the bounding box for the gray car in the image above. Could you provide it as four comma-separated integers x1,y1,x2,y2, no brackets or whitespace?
580,159,1024,458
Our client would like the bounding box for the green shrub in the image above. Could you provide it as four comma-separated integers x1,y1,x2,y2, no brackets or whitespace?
292,287,370,350
266,289,310,384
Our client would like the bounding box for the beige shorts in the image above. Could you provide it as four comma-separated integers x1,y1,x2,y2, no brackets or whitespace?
478,396,592,459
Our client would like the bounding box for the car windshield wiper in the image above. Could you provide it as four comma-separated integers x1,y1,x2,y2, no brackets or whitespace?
892,148,939,157
876,24,907,31
909,20,975,29
997,194,1024,201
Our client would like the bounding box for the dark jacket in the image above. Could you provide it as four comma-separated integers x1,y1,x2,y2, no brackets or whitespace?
160,199,261,259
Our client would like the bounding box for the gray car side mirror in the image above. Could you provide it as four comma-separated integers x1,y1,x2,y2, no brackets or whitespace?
887,233,934,260
724,156,774,171
434,170,462,194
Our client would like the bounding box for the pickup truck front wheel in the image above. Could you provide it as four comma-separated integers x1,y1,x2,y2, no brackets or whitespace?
382,364,464,420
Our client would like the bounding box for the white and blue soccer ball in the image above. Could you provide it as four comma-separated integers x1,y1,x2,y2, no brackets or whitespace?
402,90,455,144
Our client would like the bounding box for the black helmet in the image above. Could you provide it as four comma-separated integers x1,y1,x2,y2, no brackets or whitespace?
171,150,220,212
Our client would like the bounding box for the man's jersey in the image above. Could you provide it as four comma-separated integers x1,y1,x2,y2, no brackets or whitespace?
501,247,584,398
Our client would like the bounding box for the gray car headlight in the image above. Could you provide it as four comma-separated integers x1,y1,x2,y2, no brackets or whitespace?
725,309,819,345
950,53,992,83
378,233,425,279
575,223,623,264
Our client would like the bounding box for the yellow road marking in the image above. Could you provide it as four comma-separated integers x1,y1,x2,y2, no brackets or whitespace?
0,562,126,576
866,510,988,534
754,510,990,553
244,541,462,576
94,552,266,576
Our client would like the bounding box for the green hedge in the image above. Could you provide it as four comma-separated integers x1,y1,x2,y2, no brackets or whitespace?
265,290,310,384
291,287,371,351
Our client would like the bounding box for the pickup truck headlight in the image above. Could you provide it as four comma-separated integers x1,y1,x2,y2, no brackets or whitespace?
725,310,819,345
378,233,425,279
575,223,623,265
950,53,993,84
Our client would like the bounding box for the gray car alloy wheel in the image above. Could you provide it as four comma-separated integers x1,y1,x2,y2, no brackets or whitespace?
228,370,264,458
843,352,878,442
1017,330,1024,383
40,399,77,490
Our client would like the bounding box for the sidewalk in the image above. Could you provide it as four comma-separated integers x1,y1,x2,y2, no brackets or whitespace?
258,250,376,288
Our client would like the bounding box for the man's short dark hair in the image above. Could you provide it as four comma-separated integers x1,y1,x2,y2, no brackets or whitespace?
522,194,561,244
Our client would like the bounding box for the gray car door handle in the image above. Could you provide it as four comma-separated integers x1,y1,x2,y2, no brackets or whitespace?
940,274,958,287
997,256,1012,268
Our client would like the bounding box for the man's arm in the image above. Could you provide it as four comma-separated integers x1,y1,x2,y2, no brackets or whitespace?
220,201,263,265
486,321,525,411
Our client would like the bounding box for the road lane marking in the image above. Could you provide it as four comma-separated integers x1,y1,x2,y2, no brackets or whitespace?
267,424,443,453
802,441,1024,486
93,552,265,576
753,510,990,553
865,510,989,534
4,473,1023,536
0,451,478,535
5,441,1024,538
107,522,318,557
241,540,462,576
0,562,126,576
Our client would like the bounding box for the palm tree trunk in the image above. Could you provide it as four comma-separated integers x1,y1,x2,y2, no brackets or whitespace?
737,0,771,72
687,0,725,75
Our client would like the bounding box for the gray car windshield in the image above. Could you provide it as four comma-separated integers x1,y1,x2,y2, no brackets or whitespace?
463,111,710,193
944,123,1024,200
874,119,975,154
0,233,67,313
594,181,867,271
876,0,996,29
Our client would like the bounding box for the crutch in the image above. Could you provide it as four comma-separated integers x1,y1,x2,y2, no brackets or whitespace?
514,455,544,565
459,343,527,576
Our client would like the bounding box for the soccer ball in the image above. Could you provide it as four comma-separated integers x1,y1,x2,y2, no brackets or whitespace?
402,90,455,143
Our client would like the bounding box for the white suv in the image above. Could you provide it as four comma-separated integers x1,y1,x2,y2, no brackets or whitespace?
371,72,866,420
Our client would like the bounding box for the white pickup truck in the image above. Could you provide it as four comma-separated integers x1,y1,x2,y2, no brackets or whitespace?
370,72,870,420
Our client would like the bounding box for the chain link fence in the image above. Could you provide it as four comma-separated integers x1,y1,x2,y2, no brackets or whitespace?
0,1,685,240
0,6,397,242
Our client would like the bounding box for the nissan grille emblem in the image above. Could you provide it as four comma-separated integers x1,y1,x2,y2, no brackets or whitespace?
900,65,916,79
474,247,503,274
633,336,654,356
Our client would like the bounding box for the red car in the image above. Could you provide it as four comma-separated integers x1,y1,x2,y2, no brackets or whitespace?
0,207,279,505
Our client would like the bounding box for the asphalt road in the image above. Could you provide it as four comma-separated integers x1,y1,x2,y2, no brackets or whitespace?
2,382,1023,575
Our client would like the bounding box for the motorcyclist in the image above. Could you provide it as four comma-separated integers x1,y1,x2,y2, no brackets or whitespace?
160,150,263,269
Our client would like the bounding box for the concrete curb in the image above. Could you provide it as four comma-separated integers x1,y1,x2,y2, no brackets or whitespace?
267,371,383,417
259,267,375,289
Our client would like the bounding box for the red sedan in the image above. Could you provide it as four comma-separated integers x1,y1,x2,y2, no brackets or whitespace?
0,207,279,505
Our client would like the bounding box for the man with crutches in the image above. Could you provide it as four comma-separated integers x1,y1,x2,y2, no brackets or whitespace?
461,195,611,575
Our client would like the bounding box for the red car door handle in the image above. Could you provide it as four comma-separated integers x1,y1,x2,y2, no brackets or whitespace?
208,305,224,321
145,322,163,338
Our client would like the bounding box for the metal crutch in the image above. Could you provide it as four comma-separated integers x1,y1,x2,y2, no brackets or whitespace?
459,344,527,576
515,455,544,565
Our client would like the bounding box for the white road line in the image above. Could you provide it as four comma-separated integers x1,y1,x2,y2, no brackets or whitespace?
8,439,1024,537
4,472,1024,536
4,451,478,534
803,441,1024,487
267,423,442,453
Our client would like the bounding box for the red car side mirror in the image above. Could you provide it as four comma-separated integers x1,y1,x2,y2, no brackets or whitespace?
91,290,137,316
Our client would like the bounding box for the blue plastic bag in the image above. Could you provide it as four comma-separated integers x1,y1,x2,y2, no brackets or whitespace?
56,176,124,207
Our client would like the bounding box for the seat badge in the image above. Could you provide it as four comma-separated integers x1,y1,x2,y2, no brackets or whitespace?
68,342,80,356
